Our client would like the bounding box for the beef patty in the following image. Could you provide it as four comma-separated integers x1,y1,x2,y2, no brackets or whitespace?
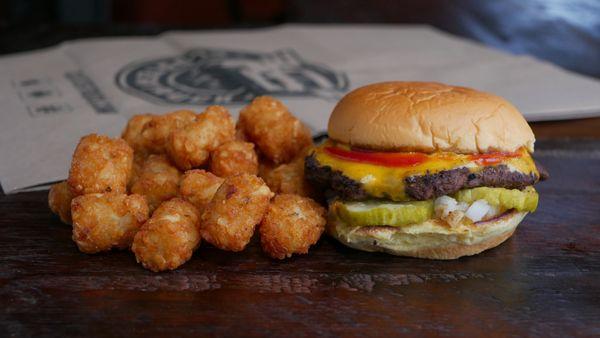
305,154,546,201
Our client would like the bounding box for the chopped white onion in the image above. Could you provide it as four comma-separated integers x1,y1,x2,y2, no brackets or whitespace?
465,199,491,222
485,204,500,219
434,195,458,218
456,202,469,212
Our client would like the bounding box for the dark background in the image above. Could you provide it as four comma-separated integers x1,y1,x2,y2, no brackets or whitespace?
0,0,599,78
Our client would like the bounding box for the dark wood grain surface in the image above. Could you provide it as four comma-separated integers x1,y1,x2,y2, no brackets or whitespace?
1,125,599,337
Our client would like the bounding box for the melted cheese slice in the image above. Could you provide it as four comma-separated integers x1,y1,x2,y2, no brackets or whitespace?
313,141,538,201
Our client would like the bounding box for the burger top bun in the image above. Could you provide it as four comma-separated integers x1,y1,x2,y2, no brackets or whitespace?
327,81,535,154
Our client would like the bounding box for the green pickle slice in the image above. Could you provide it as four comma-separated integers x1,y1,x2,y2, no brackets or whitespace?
333,200,434,227
333,187,538,227
331,187,538,226
454,186,538,212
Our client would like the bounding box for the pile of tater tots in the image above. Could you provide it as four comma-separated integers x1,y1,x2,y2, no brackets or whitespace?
48,96,326,272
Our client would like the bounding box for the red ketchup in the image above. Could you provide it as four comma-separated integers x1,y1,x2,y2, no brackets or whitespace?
324,146,428,167
469,151,521,165
324,146,522,167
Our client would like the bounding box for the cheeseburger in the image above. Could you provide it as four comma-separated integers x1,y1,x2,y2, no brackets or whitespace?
305,82,548,259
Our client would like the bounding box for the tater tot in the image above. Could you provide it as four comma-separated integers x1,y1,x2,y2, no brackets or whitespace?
128,152,148,190
48,181,75,224
262,155,314,198
121,114,155,154
259,194,326,259
68,134,133,196
238,96,312,164
258,158,277,178
179,169,224,212
130,154,181,212
71,193,149,254
132,198,201,272
140,110,197,154
235,121,249,142
200,174,273,252
167,106,235,170
209,141,258,177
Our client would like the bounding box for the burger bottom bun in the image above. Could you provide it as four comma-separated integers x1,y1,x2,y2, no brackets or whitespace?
328,210,527,260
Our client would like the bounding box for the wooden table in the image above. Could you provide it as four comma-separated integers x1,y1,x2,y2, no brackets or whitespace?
1,118,599,337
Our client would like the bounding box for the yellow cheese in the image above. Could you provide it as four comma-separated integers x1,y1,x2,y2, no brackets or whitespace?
312,141,538,201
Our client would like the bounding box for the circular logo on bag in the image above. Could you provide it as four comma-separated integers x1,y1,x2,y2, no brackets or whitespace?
116,48,349,105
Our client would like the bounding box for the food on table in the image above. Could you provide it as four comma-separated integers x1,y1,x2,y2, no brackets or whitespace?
140,109,197,154
48,181,75,224
67,134,133,196
132,198,200,272
261,146,314,198
305,81,548,259
331,200,435,228
130,154,181,212
209,141,259,177
238,96,312,164
71,193,149,253
234,121,249,142
121,113,155,155
48,94,364,270
453,186,539,212
128,152,147,190
179,169,224,212
167,105,235,170
200,174,273,252
258,160,276,181
259,194,326,259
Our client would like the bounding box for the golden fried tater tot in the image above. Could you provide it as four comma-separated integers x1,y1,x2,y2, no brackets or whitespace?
127,151,148,191
260,146,314,197
200,174,273,252
179,169,224,212
235,121,249,142
48,181,75,224
140,109,197,154
238,96,312,164
259,194,326,259
71,193,149,254
209,141,258,177
258,157,277,179
132,198,201,272
167,106,235,170
121,114,155,154
67,134,133,196
262,153,314,197
130,154,181,212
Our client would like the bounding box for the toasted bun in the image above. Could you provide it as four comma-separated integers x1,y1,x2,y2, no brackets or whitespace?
328,82,535,153
328,210,526,259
